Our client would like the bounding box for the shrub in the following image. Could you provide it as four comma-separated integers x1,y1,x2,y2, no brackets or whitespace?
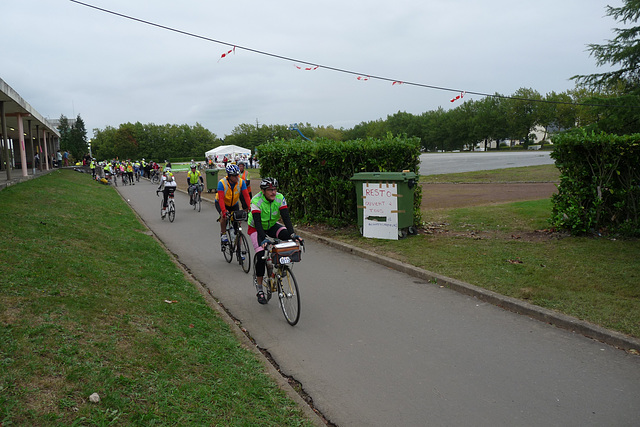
257,136,422,226
550,130,640,236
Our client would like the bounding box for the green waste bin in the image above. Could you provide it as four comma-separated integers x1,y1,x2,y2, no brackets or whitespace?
205,169,220,192
351,171,417,238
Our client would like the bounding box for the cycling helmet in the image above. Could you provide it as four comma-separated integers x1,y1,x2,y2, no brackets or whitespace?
226,164,240,176
260,177,278,190
190,164,197,169
164,167,171,173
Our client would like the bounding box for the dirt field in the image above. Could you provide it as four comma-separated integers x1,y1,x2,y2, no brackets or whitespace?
421,182,558,209
173,171,558,210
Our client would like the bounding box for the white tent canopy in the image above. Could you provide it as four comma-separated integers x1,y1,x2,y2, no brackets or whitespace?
205,144,251,161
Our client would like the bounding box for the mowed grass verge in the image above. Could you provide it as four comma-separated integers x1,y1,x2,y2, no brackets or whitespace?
0,170,313,426
306,165,640,339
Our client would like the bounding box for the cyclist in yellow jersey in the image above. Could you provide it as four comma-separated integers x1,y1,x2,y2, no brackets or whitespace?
187,164,204,205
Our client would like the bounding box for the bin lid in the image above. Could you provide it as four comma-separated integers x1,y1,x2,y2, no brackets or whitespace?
350,171,417,182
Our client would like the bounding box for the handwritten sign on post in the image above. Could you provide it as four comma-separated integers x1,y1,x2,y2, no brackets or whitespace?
361,182,399,240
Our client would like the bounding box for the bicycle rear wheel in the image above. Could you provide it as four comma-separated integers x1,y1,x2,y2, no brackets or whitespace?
168,201,176,222
237,233,250,273
278,265,300,326
222,231,233,263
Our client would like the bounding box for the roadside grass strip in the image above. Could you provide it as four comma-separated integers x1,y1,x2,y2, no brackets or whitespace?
0,169,313,426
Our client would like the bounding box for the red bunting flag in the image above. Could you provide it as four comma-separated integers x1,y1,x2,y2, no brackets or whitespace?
357,76,370,81
219,46,236,61
450,91,466,103
295,65,318,71
392,81,404,86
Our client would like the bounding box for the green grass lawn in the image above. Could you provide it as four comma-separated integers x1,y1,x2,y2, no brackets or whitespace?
0,170,313,426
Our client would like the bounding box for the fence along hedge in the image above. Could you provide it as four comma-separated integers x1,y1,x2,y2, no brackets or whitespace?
550,130,640,236
257,136,422,226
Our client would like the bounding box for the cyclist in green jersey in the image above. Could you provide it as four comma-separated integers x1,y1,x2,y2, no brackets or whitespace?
248,177,302,305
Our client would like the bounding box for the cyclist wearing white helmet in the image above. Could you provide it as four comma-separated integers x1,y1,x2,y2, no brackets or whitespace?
156,166,177,218
248,177,302,305
215,164,251,242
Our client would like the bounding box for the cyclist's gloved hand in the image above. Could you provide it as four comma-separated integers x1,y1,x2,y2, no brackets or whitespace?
291,234,302,242
260,239,270,248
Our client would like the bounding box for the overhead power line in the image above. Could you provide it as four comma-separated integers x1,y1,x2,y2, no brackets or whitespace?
70,0,638,110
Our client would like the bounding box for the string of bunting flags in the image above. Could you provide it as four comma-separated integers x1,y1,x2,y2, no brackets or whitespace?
218,46,461,101
70,1,634,110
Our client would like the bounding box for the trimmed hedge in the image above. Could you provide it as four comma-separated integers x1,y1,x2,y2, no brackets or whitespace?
257,136,422,227
550,130,640,236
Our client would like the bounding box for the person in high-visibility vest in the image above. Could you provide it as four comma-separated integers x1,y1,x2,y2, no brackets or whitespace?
187,164,204,205
215,164,251,243
238,161,252,198
126,161,135,185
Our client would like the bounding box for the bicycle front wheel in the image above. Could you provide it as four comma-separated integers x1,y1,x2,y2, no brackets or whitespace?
222,231,233,263
196,193,201,212
278,265,300,326
237,233,251,273
168,201,176,222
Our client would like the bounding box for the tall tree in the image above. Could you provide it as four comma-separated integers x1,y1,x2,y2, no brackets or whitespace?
572,0,640,91
58,114,88,160
571,0,640,134
505,88,543,147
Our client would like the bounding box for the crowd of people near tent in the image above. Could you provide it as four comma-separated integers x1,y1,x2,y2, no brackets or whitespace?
207,153,258,169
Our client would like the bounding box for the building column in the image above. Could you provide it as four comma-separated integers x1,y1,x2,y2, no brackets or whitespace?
35,124,41,171
17,113,28,177
43,128,50,170
28,119,35,175
0,100,10,180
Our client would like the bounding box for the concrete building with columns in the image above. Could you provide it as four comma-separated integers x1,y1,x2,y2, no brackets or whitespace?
0,77,61,181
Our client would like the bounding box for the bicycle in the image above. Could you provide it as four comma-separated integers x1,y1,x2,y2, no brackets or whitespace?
120,170,128,186
253,238,304,326
106,170,117,187
150,169,161,185
157,188,176,222
189,183,203,212
220,210,251,273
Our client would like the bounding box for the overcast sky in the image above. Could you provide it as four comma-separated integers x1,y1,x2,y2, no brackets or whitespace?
2,0,620,138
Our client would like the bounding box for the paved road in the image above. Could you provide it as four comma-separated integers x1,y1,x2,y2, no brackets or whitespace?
117,180,640,426
420,151,554,175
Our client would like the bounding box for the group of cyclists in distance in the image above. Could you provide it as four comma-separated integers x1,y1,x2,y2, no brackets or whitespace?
153,160,303,305
90,158,162,185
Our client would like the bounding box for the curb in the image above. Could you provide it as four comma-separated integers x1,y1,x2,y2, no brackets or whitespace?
297,230,640,354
